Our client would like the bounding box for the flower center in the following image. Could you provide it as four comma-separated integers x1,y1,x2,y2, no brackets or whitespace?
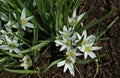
85,46,91,52
81,39,87,44
9,43,16,49
69,17,77,26
21,19,26,25
65,40,71,46
68,51,75,57
63,32,70,38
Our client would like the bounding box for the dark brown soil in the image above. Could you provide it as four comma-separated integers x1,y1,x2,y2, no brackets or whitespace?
0,0,120,78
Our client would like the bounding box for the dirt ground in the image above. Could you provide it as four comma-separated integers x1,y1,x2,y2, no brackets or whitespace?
0,0,120,78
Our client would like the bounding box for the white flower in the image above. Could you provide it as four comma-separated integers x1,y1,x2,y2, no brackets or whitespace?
59,25,73,39
33,0,36,6
66,49,82,63
0,12,9,22
77,30,96,46
68,8,85,26
57,49,82,76
57,59,75,76
80,43,102,59
0,35,22,53
19,8,34,30
55,25,75,51
21,55,32,69
5,19,16,28
55,38,71,51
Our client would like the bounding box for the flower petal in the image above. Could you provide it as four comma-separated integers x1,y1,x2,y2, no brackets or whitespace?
57,60,66,67
21,8,26,19
60,45,66,51
26,16,33,21
14,48,20,53
25,22,34,28
72,8,76,18
89,52,96,59
91,46,102,51
77,12,85,22
63,63,69,73
84,52,88,59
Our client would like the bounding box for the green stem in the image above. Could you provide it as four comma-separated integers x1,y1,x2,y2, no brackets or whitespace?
93,62,99,78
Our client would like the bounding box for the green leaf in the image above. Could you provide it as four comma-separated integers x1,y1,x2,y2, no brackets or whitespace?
4,51,22,58
97,16,119,38
77,8,114,33
4,68,37,74
19,39,52,54
43,58,62,73
76,54,106,64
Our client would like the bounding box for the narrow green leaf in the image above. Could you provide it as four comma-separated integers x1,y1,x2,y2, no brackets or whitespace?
4,51,22,58
97,16,119,38
76,54,106,64
77,8,114,33
4,68,37,74
43,58,62,73
19,39,52,54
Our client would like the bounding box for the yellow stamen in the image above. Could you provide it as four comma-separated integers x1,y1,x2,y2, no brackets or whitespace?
85,46,91,52
21,19,26,25
63,32,70,38
81,39,87,44
65,41,71,46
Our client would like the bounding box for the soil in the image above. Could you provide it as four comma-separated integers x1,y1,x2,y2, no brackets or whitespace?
0,0,120,78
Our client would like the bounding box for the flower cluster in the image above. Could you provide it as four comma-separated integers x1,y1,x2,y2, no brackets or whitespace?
0,8,34,69
55,9,102,76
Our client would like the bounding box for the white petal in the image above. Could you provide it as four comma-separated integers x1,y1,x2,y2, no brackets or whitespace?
57,60,66,67
13,37,18,43
0,45,9,50
91,46,102,51
25,22,34,28
80,45,85,52
5,35,11,43
77,33,82,40
26,16,33,21
63,63,69,73
63,25,67,31
75,53,82,56
68,63,75,76
55,40,63,46
77,12,85,22
72,8,77,17
22,26,26,30
9,49,13,53
60,46,66,51
14,48,20,53
82,30,87,39
89,52,96,59
87,35,96,44
1,13,9,21
68,17,72,23
84,52,88,59
21,8,26,19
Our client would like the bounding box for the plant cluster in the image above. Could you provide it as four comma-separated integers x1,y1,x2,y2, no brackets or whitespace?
0,0,117,77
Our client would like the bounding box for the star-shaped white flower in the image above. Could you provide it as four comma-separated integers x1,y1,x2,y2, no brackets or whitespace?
77,30,96,46
20,8,34,30
68,8,85,26
66,49,82,63
20,55,32,69
0,35,22,53
57,59,75,76
59,25,73,39
55,38,71,51
57,49,82,76
55,25,76,51
80,43,102,59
